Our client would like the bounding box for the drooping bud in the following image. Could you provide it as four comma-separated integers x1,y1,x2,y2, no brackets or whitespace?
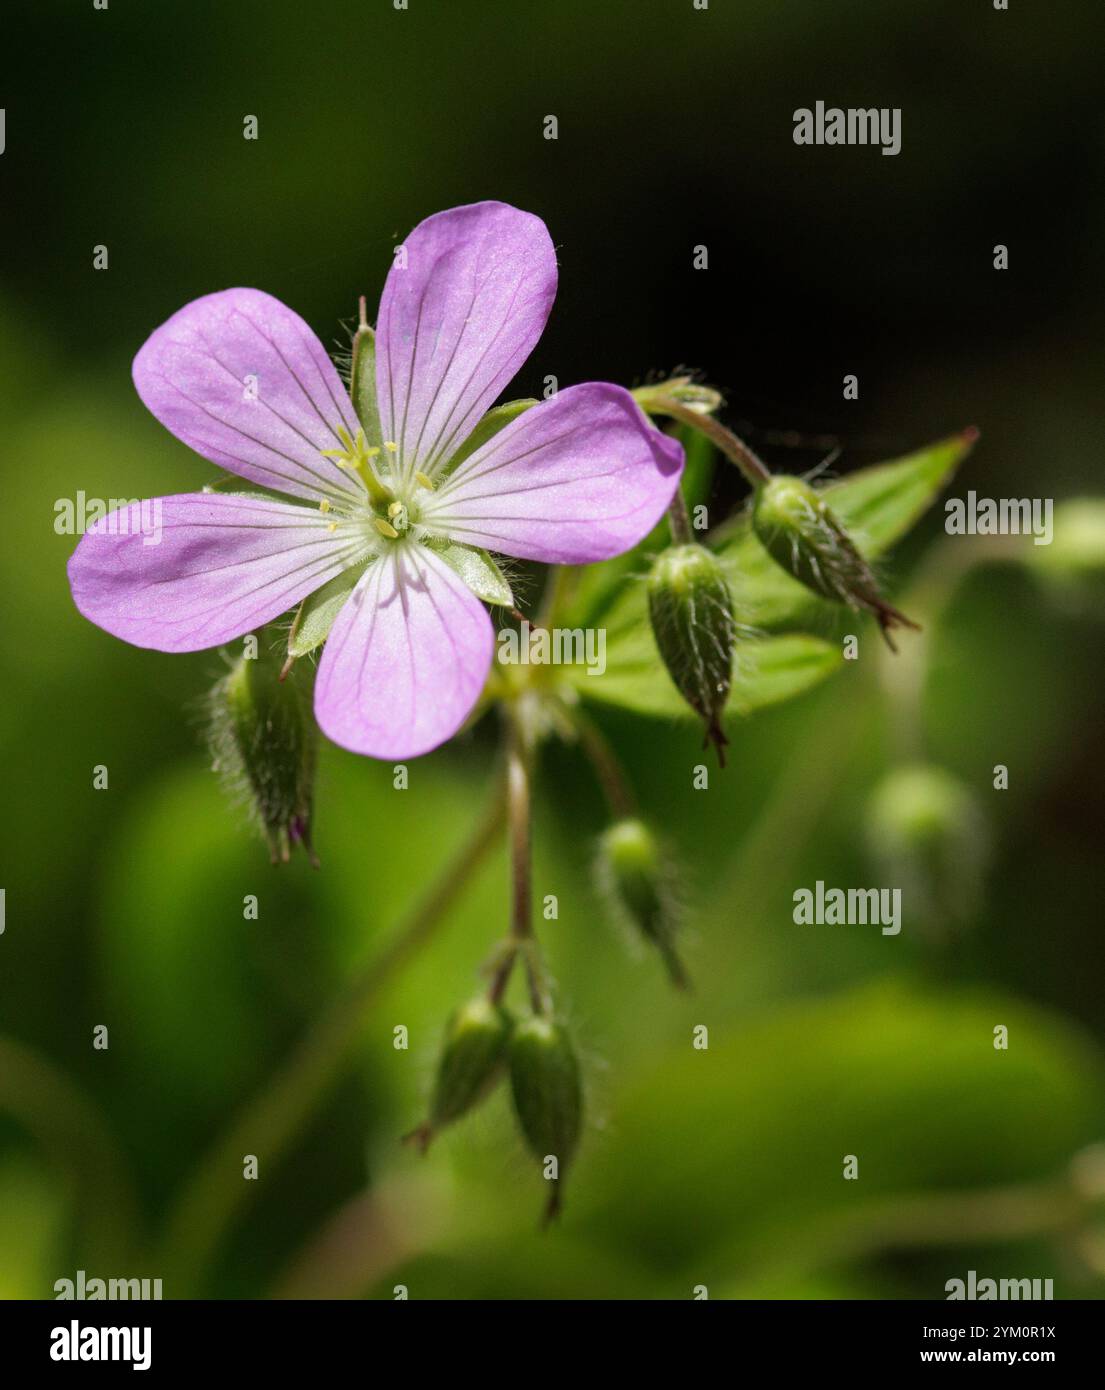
596,819,687,988
207,639,318,865
406,997,513,1152
752,475,918,648
864,764,989,936
647,543,736,763
509,1016,583,1222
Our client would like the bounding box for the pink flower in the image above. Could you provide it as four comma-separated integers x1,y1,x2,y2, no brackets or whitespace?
68,202,683,758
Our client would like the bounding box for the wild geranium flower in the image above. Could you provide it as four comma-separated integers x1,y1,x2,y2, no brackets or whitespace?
68,201,683,758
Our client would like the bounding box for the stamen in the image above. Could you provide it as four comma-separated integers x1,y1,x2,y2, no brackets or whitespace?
387,502,404,519
319,499,331,514
384,440,398,452
374,517,400,539
415,471,435,491
327,522,338,533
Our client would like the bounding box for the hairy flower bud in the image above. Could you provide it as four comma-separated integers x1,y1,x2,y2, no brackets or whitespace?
596,819,687,988
865,764,989,935
509,1016,583,1222
407,997,514,1152
647,543,736,762
207,642,318,865
752,475,918,647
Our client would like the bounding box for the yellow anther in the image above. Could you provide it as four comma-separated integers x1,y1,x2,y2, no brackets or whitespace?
384,440,398,452
374,517,400,539
415,470,435,491
319,499,331,514
387,501,404,519
365,445,381,458
327,522,338,533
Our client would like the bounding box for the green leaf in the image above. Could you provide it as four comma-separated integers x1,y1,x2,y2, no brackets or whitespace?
713,430,977,629
435,544,514,607
566,620,842,720
287,562,370,658
446,398,538,470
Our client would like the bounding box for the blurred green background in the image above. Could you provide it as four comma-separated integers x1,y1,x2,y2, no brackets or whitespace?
2,0,1104,1299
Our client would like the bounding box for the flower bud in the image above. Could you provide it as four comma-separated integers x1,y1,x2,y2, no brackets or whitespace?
752,475,918,647
865,764,988,935
509,1016,583,1221
207,642,318,865
596,819,687,988
647,543,735,762
408,996,513,1151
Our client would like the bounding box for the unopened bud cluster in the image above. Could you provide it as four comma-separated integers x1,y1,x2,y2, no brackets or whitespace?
411,997,583,1222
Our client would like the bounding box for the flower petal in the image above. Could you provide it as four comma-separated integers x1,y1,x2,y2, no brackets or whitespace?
375,202,557,483
314,544,494,759
420,383,684,563
133,288,365,506
68,492,364,652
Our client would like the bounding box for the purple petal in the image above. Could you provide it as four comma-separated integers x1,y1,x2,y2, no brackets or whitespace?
133,288,365,506
68,493,363,652
374,202,557,483
419,383,684,563
314,544,494,759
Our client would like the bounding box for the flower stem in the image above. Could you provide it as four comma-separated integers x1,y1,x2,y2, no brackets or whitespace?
571,708,637,818
647,394,772,488
667,486,694,545
157,780,506,1296
489,703,550,1014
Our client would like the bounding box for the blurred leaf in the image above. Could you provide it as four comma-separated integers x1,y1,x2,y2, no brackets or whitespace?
581,981,1104,1271
713,431,976,629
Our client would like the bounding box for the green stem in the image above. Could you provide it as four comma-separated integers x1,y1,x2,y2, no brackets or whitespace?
646,395,772,488
667,487,694,545
157,780,506,1295
489,703,550,1013
571,708,637,818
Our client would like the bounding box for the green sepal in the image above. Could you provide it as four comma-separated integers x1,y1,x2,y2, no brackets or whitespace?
287,561,371,658
433,542,514,607
350,320,383,448
445,397,539,472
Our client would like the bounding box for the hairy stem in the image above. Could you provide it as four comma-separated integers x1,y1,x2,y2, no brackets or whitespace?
667,486,694,545
647,395,772,488
489,703,550,1013
158,780,506,1295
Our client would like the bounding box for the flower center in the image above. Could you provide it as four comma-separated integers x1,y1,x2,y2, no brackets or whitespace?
318,428,437,544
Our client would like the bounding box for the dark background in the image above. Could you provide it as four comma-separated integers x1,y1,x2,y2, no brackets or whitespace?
1,0,1103,1300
